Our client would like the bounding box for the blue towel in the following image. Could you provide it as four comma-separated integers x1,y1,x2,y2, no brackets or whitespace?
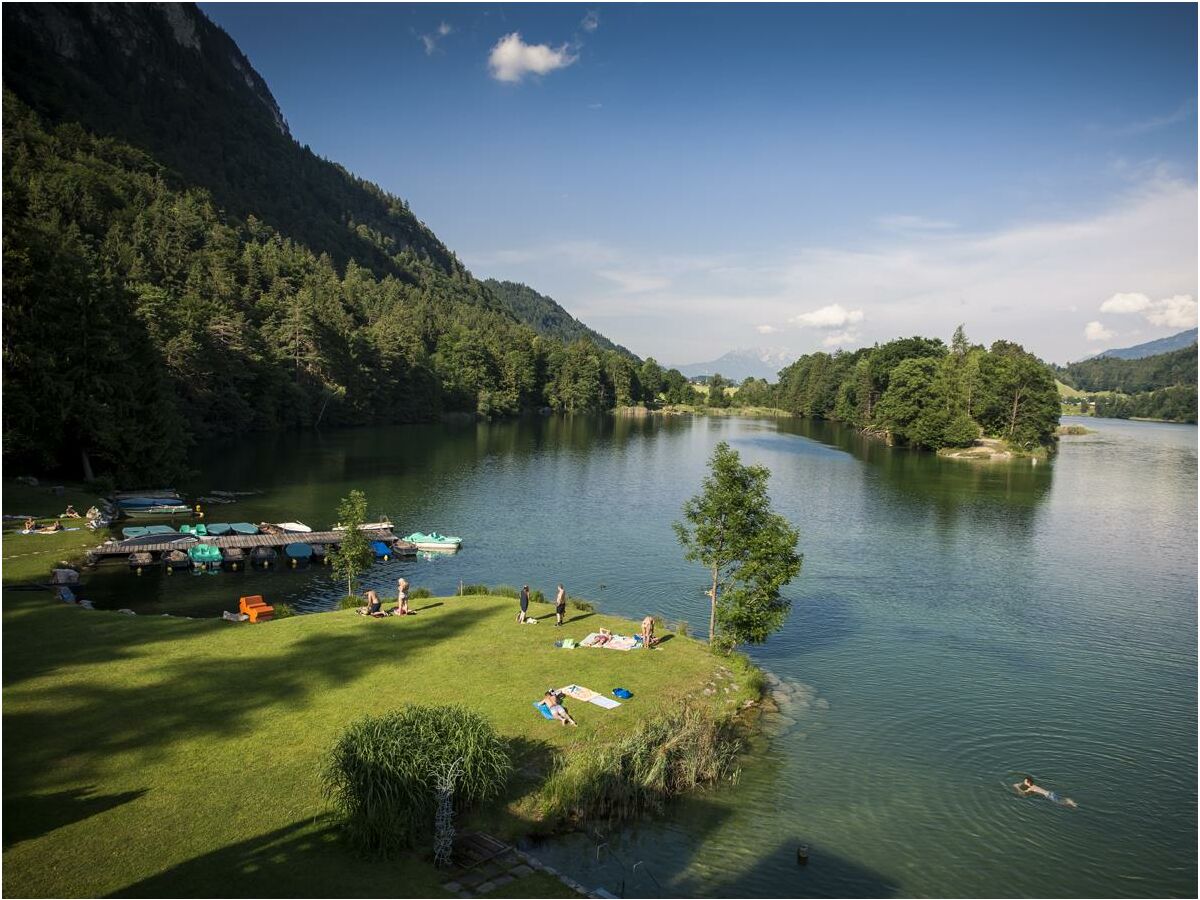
613,688,632,699
533,701,555,720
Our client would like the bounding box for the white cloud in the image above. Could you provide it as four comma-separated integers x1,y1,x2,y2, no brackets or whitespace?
790,303,865,329
1084,321,1116,341
822,330,860,348
755,325,778,334
488,32,577,82
419,21,453,55
581,11,600,32
1100,292,1152,313
597,269,671,293
1145,294,1197,328
1100,291,1197,329
876,214,956,232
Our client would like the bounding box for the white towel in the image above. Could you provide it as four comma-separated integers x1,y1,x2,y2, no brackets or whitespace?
588,695,621,709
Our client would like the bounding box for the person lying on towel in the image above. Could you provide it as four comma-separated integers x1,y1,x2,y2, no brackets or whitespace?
593,628,613,646
543,690,578,727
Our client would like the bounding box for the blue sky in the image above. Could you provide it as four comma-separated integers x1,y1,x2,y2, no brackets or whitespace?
201,3,1197,364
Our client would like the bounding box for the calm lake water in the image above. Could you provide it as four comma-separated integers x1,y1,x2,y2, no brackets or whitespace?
86,414,1197,897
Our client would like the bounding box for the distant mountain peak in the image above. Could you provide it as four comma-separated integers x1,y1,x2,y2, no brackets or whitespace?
1093,328,1197,361
672,347,797,382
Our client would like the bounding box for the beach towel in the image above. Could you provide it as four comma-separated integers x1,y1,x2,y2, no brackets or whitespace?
558,684,598,702
589,695,621,710
605,635,639,651
533,701,555,720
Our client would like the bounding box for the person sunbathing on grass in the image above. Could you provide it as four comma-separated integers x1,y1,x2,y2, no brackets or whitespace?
592,628,614,646
38,520,63,534
61,504,81,518
544,691,578,727
23,517,36,532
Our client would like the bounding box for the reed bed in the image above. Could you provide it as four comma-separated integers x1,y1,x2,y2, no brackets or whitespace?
540,705,742,823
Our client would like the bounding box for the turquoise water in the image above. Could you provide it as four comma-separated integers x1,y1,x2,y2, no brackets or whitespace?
85,415,1197,896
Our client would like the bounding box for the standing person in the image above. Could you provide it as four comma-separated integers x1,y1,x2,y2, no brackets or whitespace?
517,584,530,623
555,584,567,627
394,577,410,616
641,615,658,647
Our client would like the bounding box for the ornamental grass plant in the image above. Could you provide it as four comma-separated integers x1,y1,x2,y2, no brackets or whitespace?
322,705,511,856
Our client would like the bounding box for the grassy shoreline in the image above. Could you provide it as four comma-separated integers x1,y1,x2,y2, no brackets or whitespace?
2,484,763,897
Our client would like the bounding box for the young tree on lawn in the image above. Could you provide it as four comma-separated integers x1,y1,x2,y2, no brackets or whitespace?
331,490,373,598
674,442,802,649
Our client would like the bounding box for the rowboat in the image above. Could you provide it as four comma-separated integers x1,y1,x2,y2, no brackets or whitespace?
402,531,462,552
221,547,246,571
206,523,233,536
250,546,277,567
333,520,392,532
121,502,191,519
128,551,153,573
162,549,190,571
230,523,259,535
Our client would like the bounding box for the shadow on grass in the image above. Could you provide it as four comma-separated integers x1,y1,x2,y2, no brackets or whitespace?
412,602,444,612
4,786,149,850
109,817,445,898
655,634,675,645
5,605,485,792
567,612,596,624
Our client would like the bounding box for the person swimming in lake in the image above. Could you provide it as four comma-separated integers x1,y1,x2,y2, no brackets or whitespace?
1014,776,1077,808
543,690,577,727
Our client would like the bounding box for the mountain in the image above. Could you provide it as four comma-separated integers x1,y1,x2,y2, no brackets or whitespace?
1093,328,1198,360
673,349,796,382
482,280,635,359
1057,343,1197,393
1,3,644,481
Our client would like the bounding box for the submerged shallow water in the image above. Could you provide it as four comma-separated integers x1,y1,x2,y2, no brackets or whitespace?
85,414,1197,897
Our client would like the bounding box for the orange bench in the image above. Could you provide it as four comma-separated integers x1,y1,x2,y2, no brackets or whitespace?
239,594,274,623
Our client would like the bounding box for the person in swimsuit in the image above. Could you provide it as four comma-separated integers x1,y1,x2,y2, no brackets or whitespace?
543,690,577,727
61,504,81,518
641,615,658,647
1014,776,1077,808
23,517,36,532
592,628,613,646
394,577,410,615
361,590,383,616
554,584,567,627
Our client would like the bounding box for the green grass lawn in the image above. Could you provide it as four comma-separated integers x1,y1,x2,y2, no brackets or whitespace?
2,570,755,897
2,478,115,584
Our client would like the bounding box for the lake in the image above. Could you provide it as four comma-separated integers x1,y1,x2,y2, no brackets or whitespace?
85,414,1197,897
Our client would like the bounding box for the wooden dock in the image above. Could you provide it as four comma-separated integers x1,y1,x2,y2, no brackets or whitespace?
88,529,412,561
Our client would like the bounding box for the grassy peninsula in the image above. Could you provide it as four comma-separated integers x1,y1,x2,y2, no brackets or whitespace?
2,505,760,897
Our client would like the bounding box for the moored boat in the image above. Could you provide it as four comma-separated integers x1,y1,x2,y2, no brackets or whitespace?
222,547,246,571
205,522,233,536
309,544,327,563
250,546,277,568
370,540,395,560
402,531,462,552
128,551,153,574
179,523,208,536
285,543,313,566
333,519,392,532
261,521,312,534
230,522,260,535
122,526,148,540
391,540,418,556
162,549,190,571
187,543,222,571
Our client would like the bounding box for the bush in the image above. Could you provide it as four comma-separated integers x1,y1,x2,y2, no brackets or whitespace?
338,595,361,610
490,585,520,599
460,584,490,596
272,602,296,619
322,705,512,857
568,598,595,613
674,619,689,638
409,587,432,600
540,706,741,824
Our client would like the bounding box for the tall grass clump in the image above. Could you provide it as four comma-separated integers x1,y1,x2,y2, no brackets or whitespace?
540,706,741,824
460,583,490,596
272,602,296,619
409,587,432,600
337,595,361,610
487,584,545,603
322,705,512,857
568,598,596,613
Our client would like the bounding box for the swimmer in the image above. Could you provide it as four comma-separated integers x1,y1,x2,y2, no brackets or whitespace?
1014,775,1077,808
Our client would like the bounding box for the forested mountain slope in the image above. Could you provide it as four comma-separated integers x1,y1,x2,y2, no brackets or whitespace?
482,280,632,358
1093,328,1198,361
1,4,643,482
1057,344,1197,393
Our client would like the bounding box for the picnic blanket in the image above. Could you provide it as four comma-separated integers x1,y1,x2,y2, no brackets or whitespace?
533,701,555,720
556,684,622,710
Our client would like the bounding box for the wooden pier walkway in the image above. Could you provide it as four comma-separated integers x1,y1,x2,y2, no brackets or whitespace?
88,529,411,561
